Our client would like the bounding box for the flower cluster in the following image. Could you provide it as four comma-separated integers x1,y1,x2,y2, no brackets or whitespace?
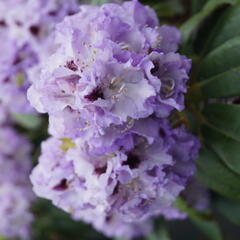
0,1,80,238
0,31,37,120
0,127,34,239
29,1,200,239
31,119,199,238
28,0,190,138
0,0,79,120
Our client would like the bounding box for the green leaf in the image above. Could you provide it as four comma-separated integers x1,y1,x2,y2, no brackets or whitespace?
147,225,171,240
207,4,240,50
180,0,235,44
175,198,210,222
203,0,235,10
216,198,240,225
191,218,223,240
203,103,240,141
197,147,240,201
201,103,240,175
202,125,240,175
175,198,223,240
199,36,240,80
189,2,240,56
146,3,177,18
198,37,240,98
146,0,184,18
191,0,207,15
90,0,115,5
200,67,240,98
11,113,42,129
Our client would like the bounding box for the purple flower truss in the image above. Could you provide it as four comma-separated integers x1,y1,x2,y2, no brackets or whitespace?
0,127,34,239
0,0,79,120
29,1,200,238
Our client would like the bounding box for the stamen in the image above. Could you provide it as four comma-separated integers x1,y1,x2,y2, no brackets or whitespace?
119,42,129,50
160,77,175,98
59,138,76,152
109,77,122,90
119,117,135,133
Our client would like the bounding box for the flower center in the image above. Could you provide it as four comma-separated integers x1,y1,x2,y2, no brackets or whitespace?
65,60,78,72
53,179,68,191
124,153,141,169
29,25,40,36
84,86,104,102
160,77,175,98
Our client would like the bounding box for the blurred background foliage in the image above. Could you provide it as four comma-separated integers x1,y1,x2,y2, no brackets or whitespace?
12,0,240,239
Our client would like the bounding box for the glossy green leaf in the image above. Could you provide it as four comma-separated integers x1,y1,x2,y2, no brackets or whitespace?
197,37,240,98
197,147,240,201
203,0,236,10
11,113,42,129
191,218,223,240
202,103,240,175
216,198,240,225
199,36,240,80
200,67,240,98
146,2,179,18
151,0,184,17
180,0,235,44
207,4,240,50
202,125,240,175
123,0,184,18
203,103,240,141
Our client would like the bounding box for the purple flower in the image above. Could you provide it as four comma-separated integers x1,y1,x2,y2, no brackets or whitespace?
0,127,32,184
0,183,34,239
182,178,210,212
31,119,199,238
26,1,200,238
28,0,191,138
93,215,153,239
0,32,38,117
143,51,191,118
0,127,34,239
1,0,79,48
0,0,79,120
